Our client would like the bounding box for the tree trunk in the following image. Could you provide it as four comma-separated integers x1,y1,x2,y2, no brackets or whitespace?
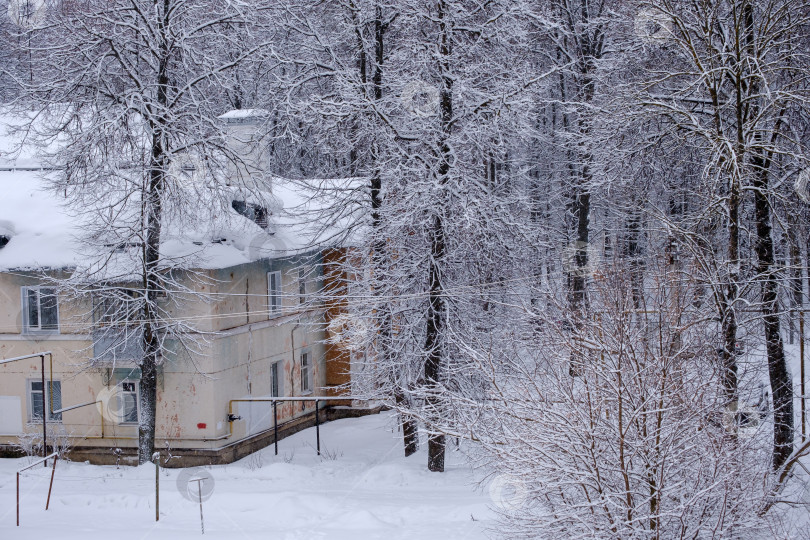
139,2,171,464
719,176,740,404
395,391,419,457
139,147,164,463
139,139,164,463
423,0,452,473
752,157,794,471
424,214,446,471
360,2,419,457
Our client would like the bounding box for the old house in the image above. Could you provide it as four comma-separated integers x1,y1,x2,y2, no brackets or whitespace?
0,111,366,466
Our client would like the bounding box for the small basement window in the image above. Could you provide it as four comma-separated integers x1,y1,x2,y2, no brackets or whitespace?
232,200,268,229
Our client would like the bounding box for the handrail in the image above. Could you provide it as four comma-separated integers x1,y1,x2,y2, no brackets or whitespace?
227,395,369,436
228,395,373,456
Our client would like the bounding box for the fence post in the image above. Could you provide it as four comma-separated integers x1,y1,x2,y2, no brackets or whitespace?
273,400,278,456
41,355,47,466
154,455,160,521
315,400,320,456
195,479,205,535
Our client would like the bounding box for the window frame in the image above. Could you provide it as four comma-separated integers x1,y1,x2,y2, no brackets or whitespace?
270,360,283,398
267,271,282,315
298,267,306,304
28,379,62,422
21,286,60,334
300,351,312,395
117,380,139,425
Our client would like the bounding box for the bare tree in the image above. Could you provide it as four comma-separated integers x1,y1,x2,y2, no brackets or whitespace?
639,0,810,471
462,260,780,538
10,0,273,463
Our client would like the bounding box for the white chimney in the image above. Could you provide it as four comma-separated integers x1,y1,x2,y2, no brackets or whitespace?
218,109,270,189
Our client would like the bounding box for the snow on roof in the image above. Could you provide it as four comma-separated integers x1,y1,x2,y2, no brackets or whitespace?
0,169,79,270
0,114,341,273
0,168,284,272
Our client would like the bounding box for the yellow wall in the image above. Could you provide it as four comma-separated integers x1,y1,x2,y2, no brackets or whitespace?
0,256,327,452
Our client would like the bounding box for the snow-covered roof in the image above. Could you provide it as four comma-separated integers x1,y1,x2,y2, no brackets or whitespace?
0,113,335,273
0,169,78,270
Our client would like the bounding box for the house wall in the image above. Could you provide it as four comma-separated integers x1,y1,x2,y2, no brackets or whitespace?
0,253,331,460
0,271,97,447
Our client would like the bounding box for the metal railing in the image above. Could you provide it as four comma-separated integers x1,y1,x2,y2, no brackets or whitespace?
227,396,369,456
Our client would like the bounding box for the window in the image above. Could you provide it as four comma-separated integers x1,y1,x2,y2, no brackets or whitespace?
298,268,306,304
29,380,62,422
300,352,312,394
268,271,281,314
118,381,139,424
22,287,59,333
270,361,283,397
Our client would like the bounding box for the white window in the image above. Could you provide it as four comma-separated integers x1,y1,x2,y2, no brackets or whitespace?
300,352,312,394
28,380,62,422
22,287,59,333
270,361,283,397
267,271,282,314
118,381,139,424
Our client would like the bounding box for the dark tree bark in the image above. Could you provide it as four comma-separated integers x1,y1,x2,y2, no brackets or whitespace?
138,0,171,463
557,0,603,375
424,0,453,473
719,177,740,404
740,2,793,469
752,147,794,471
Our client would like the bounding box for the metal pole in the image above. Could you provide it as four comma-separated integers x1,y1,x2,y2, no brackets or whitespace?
801,311,806,442
196,479,205,535
16,472,19,527
315,400,320,456
155,458,160,522
273,400,278,456
0,351,54,365
40,355,46,465
45,456,56,510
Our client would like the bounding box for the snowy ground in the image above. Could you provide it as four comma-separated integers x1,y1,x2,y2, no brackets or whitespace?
0,413,493,539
